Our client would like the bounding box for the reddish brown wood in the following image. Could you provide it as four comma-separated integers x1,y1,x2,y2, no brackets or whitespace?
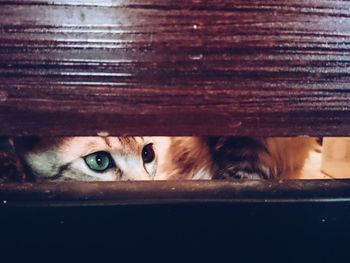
0,0,349,136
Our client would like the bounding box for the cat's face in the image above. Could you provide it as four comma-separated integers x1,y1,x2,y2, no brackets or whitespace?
17,136,172,181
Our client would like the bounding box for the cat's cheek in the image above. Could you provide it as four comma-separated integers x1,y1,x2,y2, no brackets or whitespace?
93,172,119,181
24,151,61,179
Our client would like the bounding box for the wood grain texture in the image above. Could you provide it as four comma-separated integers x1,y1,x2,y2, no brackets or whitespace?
0,0,349,136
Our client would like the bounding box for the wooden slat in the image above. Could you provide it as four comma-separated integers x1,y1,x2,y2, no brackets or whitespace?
0,0,349,136
1,180,350,205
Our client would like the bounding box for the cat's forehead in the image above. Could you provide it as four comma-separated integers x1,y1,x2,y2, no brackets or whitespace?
60,136,148,156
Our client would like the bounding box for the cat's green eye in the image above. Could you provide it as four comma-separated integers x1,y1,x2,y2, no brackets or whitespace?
84,151,113,172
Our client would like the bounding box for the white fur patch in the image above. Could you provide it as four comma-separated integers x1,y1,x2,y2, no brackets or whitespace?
192,168,212,180
25,150,61,178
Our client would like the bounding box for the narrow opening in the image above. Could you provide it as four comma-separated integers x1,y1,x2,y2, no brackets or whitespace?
1,136,349,183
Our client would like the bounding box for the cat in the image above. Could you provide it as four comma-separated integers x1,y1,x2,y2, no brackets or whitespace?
13,136,316,181
13,136,214,181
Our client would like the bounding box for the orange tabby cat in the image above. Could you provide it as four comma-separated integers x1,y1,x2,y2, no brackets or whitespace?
14,136,315,181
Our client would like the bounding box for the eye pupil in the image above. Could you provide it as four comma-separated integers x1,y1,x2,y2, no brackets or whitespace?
142,144,155,163
96,155,103,166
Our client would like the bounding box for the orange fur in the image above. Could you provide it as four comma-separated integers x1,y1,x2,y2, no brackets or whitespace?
14,136,315,181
